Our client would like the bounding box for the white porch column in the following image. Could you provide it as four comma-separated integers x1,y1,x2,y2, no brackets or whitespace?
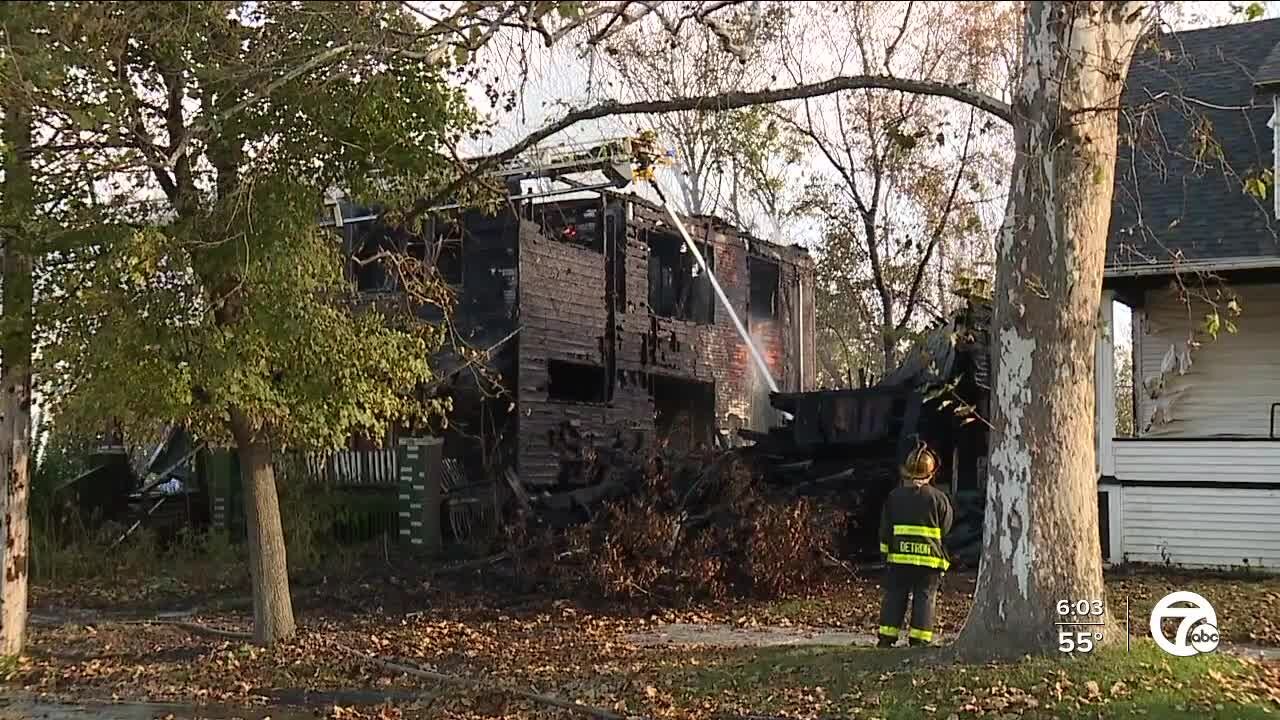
1095,291,1116,478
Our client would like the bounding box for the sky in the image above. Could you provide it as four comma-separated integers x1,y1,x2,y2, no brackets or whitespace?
449,1,1268,358
33,2,1275,459
459,2,1255,152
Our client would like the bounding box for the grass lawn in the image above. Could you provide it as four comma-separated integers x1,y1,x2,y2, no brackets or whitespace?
14,557,1280,719
666,641,1279,719
755,567,1280,648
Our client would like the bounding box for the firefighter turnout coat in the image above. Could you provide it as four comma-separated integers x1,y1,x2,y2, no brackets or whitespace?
878,484,954,571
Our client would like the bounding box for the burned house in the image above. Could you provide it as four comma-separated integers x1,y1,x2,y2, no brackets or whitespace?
331,143,816,515
745,279,993,563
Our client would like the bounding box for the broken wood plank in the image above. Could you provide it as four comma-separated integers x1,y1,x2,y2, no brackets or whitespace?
504,467,532,513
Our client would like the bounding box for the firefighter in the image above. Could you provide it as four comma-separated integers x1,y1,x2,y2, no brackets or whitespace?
876,442,953,648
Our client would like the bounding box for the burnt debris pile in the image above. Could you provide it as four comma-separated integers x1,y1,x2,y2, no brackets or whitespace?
505,432,850,601
491,289,992,598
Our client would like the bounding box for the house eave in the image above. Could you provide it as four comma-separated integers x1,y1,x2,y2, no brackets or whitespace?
1104,255,1280,279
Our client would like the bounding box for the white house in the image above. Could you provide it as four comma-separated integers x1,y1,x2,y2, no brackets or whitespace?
1095,18,1280,572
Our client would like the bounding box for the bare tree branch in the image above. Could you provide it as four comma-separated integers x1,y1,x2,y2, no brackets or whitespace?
486,73,1012,167
883,0,916,73
832,94,872,216
897,108,978,332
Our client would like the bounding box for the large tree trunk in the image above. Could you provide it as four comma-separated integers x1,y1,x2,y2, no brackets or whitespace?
229,409,296,645
0,93,35,658
951,1,1145,660
0,326,33,660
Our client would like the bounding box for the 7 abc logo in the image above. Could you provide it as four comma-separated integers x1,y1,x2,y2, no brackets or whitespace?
1149,591,1220,657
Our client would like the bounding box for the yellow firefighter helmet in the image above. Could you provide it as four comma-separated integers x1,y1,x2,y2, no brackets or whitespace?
901,442,939,483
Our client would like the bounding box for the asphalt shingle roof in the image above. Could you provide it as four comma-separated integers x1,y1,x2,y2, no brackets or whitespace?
1256,39,1280,87
1108,18,1280,271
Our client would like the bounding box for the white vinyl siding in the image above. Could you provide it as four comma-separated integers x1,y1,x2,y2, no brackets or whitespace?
1116,485,1280,570
1113,440,1280,484
1104,440,1280,573
1135,282,1280,437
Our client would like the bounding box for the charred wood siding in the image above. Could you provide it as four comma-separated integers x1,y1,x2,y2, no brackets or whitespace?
627,207,816,432
484,195,815,488
516,215,653,488
630,205,754,431
338,197,813,493
517,218,606,488
802,267,817,390
778,259,818,393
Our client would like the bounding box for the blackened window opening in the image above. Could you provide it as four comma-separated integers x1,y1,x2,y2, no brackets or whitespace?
432,236,463,285
536,200,605,252
351,216,463,291
651,375,716,452
647,230,714,324
547,360,608,403
352,222,400,293
422,216,463,286
748,257,780,323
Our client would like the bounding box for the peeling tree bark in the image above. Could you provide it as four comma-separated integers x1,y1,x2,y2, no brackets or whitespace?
951,0,1146,659
0,94,35,658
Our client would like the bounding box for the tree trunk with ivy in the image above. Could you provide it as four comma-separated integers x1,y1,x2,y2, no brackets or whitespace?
951,1,1146,659
0,93,35,658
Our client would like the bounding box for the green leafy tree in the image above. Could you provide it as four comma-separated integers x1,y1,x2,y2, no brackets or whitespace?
33,1,478,644
1,0,736,654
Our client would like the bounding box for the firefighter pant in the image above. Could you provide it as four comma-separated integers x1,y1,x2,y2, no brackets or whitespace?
877,564,942,646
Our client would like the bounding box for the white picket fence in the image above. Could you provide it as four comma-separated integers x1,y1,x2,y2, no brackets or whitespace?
297,448,398,486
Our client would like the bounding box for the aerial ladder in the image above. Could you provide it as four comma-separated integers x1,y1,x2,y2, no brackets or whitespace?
322,131,670,227
321,131,782,398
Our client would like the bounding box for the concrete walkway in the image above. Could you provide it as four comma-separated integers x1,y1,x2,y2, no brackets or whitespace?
624,622,893,648
1229,644,1280,661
